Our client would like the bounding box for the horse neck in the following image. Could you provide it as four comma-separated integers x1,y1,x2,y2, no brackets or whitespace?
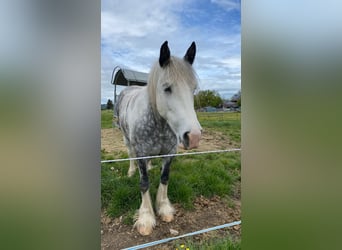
147,102,168,129
145,99,169,132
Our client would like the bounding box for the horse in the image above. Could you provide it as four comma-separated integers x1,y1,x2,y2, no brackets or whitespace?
115,41,202,236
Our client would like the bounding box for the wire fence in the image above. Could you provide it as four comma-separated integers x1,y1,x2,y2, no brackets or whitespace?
101,148,241,163
122,220,241,250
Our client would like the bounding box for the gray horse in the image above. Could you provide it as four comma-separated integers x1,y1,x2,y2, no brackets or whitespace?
115,41,202,235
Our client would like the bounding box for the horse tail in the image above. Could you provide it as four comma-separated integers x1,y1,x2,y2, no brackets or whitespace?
114,92,123,129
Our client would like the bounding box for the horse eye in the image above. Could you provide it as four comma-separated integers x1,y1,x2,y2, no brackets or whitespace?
164,86,172,93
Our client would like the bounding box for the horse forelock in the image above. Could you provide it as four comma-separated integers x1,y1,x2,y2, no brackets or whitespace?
147,56,198,112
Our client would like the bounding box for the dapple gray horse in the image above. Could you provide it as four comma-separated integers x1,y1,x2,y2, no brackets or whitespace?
115,41,202,235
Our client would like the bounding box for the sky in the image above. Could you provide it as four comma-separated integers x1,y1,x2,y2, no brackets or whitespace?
101,0,241,104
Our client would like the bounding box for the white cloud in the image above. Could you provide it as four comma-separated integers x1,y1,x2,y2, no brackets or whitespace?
218,56,241,70
211,0,240,12
101,0,240,103
101,0,185,42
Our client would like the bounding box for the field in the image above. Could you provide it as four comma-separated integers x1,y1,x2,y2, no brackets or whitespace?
101,110,241,249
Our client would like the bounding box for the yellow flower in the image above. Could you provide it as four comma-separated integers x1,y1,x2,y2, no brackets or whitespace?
180,244,185,248
186,248,190,250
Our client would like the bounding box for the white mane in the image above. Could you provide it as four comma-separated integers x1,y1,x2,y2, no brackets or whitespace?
147,56,198,112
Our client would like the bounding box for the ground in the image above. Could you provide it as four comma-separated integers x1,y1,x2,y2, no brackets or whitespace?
101,194,240,250
101,126,241,250
101,127,239,154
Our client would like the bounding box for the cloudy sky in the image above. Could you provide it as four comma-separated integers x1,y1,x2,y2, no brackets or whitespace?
101,0,241,103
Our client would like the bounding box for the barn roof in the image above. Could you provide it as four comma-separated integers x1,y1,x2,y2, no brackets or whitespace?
111,66,148,86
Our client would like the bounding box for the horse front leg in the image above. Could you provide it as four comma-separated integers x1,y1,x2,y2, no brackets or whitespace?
156,156,175,222
134,159,156,236
123,137,136,177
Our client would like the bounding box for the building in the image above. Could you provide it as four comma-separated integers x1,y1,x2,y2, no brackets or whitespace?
111,66,148,104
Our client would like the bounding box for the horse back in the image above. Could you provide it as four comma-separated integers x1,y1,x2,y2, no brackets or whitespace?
115,86,147,134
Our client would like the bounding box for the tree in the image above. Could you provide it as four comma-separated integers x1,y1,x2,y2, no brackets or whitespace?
106,99,113,110
231,90,241,107
237,96,241,107
194,90,223,109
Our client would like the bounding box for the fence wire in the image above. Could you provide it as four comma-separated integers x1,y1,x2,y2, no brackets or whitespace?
101,148,241,163
122,220,241,250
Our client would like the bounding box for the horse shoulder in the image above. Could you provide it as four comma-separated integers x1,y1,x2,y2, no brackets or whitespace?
120,87,150,139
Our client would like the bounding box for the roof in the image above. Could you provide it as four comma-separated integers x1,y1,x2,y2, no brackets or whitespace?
111,66,148,86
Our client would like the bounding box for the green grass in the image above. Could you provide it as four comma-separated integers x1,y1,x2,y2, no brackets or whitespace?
174,237,241,250
197,112,241,143
101,151,240,224
101,110,241,227
101,109,114,129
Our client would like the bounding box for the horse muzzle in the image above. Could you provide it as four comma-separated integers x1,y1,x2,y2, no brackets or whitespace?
181,129,201,150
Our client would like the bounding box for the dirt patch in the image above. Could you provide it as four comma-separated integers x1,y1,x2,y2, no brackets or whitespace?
101,128,238,155
101,192,241,250
101,128,127,153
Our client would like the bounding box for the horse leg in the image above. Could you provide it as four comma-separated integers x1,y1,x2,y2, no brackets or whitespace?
123,137,136,177
127,153,136,177
147,160,153,171
156,157,175,222
134,159,156,235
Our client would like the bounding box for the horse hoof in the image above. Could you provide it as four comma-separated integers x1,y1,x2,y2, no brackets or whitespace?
161,214,174,222
137,225,153,236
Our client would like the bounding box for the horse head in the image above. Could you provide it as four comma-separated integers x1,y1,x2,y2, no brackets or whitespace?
148,41,202,149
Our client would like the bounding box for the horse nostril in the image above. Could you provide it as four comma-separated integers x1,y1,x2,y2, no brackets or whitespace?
183,132,190,149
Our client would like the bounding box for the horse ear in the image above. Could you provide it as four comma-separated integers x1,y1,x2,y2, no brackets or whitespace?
159,41,170,67
184,41,196,65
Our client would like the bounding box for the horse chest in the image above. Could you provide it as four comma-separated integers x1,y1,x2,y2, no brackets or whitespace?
132,119,177,156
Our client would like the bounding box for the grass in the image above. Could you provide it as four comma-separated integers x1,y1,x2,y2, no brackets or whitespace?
197,112,241,143
101,151,240,221
101,109,114,129
101,110,241,247
174,237,241,250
